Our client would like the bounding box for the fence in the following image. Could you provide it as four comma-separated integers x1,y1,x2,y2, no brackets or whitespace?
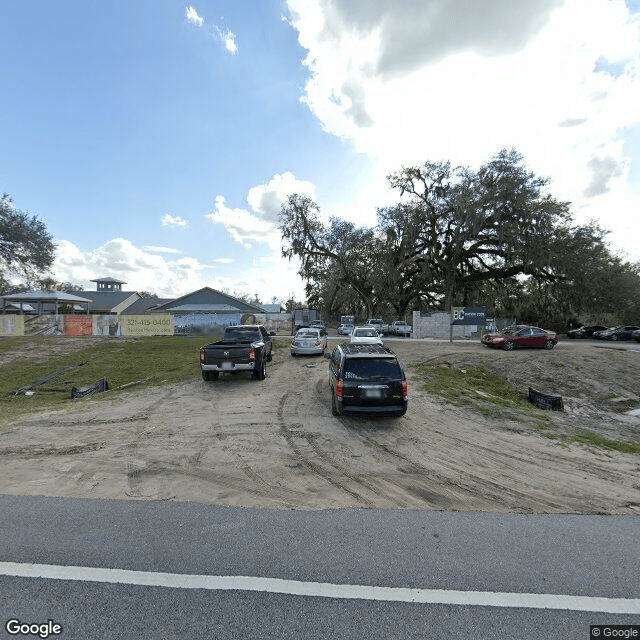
0,312,293,337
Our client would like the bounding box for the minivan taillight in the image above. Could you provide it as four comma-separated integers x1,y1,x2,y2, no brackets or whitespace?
402,380,408,399
335,379,343,398
248,348,255,360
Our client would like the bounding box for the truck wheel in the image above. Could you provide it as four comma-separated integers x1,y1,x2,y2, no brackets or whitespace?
254,360,266,381
202,371,218,382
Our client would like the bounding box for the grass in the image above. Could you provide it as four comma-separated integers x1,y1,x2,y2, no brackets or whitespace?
0,335,292,426
568,429,640,455
412,361,640,455
413,361,551,427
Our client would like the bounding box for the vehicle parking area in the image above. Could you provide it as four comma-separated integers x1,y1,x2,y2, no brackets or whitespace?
1,338,639,514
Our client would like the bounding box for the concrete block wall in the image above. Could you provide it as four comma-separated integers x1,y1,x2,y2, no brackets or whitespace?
411,310,477,339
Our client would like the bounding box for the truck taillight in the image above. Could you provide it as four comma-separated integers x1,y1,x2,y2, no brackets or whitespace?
199,349,205,361
249,348,255,360
335,379,343,398
402,380,408,399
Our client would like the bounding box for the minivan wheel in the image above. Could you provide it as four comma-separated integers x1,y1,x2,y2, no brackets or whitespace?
331,392,341,416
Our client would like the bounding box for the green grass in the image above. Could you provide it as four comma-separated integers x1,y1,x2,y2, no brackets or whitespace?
413,361,552,427
568,429,640,455
0,335,289,426
412,361,640,454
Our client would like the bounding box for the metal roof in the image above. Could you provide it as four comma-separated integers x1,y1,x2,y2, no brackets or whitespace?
2,291,94,303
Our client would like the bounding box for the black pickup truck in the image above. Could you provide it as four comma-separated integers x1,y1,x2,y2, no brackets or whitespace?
200,325,274,381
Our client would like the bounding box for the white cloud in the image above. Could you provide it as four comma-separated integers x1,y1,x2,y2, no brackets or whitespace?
222,29,238,54
52,238,305,301
206,195,278,250
285,0,640,259
161,214,188,229
246,171,316,222
208,172,317,248
185,6,204,27
143,245,183,255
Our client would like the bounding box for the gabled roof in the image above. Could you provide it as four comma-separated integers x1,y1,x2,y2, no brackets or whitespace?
76,290,140,313
258,303,285,313
154,287,265,313
120,296,174,315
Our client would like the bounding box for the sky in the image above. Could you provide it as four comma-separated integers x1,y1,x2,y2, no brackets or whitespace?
1,0,639,302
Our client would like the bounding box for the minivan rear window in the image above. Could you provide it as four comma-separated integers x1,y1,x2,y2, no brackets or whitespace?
343,358,402,380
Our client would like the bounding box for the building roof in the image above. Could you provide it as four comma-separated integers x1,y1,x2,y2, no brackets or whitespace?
154,287,265,314
258,303,285,313
75,290,140,313
120,296,174,315
2,291,94,304
90,277,127,284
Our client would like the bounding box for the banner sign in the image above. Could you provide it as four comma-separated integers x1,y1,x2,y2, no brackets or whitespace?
64,315,94,336
121,315,174,336
451,306,487,326
0,315,24,336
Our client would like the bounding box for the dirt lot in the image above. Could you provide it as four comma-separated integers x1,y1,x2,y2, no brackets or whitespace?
1,337,639,513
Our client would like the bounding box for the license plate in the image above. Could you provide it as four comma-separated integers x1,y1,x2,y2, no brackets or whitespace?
221,362,233,370
363,388,383,399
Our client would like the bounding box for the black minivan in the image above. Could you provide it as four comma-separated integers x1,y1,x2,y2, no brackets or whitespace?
328,343,408,416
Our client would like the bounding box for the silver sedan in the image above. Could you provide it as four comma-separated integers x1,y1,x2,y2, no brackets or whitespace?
290,328,328,356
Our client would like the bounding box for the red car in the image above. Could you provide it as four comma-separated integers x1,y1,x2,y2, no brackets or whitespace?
481,325,558,351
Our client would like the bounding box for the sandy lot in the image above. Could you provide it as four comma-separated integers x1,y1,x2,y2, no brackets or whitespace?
1,337,639,513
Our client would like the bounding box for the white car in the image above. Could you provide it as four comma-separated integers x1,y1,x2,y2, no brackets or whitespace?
337,324,354,336
291,327,328,356
349,326,383,345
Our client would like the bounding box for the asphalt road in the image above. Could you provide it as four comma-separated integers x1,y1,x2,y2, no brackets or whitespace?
1,496,638,639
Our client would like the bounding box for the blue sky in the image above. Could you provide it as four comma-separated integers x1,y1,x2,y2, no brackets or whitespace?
2,1,639,301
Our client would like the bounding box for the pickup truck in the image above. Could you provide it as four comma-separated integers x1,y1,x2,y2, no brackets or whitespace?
389,320,412,337
200,325,274,381
365,318,389,335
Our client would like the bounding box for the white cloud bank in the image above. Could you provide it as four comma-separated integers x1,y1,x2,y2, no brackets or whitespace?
286,0,640,258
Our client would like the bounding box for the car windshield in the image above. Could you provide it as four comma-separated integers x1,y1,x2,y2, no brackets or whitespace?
297,330,318,338
354,329,378,337
343,358,402,380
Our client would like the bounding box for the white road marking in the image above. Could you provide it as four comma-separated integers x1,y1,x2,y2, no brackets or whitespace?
1,561,638,614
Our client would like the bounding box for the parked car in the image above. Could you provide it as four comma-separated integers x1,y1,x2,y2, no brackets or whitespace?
365,318,389,335
389,320,412,337
633,329,640,343
566,325,607,339
290,327,328,356
309,320,327,333
328,343,408,416
350,326,383,345
337,323,354,336
593,326,640,341
481,325,558,351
